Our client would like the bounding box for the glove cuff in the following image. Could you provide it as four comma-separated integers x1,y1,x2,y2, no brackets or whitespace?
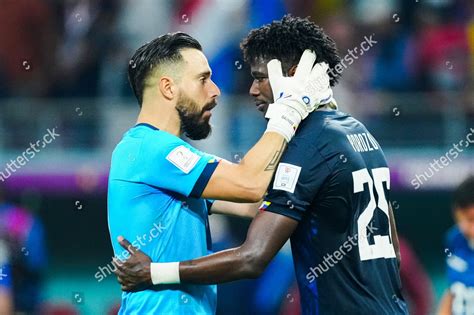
317,89,334,105
265,103,301,142
265,100,306,121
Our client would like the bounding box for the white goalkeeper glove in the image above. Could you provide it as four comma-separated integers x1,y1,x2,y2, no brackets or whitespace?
265,49,333,142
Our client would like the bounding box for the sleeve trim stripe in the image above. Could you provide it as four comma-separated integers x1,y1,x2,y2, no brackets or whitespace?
206,199,215,215
189,161,220,198
263,202,303,222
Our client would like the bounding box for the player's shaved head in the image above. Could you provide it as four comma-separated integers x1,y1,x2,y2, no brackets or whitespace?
241,14,341,86
128,32,202,106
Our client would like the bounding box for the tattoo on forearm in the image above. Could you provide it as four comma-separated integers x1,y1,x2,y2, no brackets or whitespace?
264,141,286,171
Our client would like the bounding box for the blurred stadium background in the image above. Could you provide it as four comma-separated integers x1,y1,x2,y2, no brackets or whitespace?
0,0,473,314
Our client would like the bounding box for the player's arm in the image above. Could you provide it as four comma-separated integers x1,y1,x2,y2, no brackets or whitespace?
114,211,297,289
437,290,453,315
201,134,286,202
209,200,260,218
388,203,401,264
201,51,331,203
178,211,297,283
0,289,13,315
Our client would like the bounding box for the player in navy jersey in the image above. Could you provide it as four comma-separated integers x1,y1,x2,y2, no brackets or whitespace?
438,176,474,315
114,15,408,314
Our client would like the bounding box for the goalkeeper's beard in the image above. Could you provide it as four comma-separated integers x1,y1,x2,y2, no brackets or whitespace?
176,94,215,140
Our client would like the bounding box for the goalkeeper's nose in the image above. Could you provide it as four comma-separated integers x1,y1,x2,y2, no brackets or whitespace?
208,79,221,99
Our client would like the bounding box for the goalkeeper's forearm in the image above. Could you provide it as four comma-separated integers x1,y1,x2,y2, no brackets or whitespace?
201,131,287,202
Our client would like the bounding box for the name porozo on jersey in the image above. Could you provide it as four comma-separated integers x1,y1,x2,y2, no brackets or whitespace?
346,132,380,153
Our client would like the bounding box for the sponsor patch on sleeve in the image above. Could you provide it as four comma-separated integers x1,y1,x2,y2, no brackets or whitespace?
208,155,223,163
258,201,271,211
272,163,301,193
166,145,201,174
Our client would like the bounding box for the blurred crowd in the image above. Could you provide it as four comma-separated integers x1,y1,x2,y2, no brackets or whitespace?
0,0,472,152
0,186,47,314
0,0,473,314
0,0,472,100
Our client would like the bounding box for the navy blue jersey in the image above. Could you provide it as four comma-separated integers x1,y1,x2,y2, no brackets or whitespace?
260,110,408,315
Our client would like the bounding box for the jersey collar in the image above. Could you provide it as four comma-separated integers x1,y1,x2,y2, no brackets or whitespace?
135,123,160,131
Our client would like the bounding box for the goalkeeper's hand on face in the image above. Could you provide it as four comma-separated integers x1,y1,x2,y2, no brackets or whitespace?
264,49,333,142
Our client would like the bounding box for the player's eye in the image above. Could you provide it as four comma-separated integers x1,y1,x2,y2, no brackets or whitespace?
255,77,267,83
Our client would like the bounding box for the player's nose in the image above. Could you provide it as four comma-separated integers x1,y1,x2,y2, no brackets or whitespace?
209,79,220,98
249,81,259,97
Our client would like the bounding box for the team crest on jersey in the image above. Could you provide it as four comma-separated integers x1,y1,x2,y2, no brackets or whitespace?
166,145,201,174
273,163,301,193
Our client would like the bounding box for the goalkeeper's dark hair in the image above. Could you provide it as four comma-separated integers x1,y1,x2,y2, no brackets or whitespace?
453,175,474,210
128,32,202,106
241,15,341,86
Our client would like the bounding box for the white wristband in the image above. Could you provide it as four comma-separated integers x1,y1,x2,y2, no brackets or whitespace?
150,262,181,285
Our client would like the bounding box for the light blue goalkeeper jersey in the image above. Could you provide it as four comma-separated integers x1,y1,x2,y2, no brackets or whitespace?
108,123,219,315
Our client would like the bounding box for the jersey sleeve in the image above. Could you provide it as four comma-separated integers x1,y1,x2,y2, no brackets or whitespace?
138,133,220,198
205,199,215,215
261,140,331,221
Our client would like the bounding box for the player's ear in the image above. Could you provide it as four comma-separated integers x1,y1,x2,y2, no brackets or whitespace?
453,209,462,223
288,65,297,77
159,76,176,100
